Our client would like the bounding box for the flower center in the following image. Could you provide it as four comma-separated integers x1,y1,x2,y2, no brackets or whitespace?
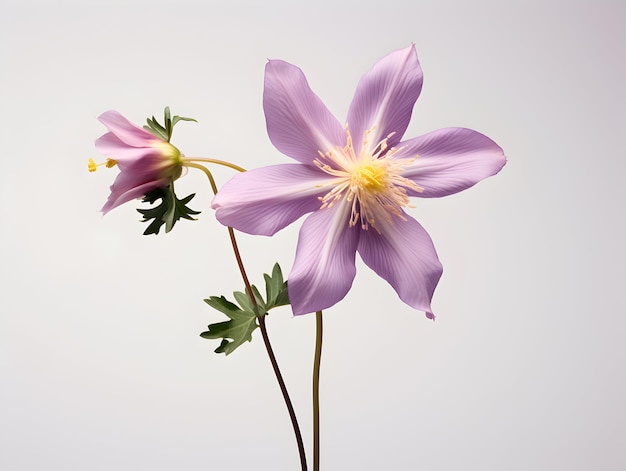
353,162,387,191
314,125,423,232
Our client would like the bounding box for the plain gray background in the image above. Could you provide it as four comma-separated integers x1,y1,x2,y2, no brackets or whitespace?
1,0,624,469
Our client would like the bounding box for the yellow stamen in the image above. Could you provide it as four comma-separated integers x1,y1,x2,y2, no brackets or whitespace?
88,158,117,172
314,125,423,232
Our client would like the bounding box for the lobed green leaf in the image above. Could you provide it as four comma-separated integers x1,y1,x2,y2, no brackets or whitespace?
200,263,290,355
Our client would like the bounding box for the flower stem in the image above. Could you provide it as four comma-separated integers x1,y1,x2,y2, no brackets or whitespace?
313,310,323,471
191,162,308,471
182,157,247,173
258,313,309,471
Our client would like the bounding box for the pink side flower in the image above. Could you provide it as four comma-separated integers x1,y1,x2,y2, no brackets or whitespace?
91,110,183,214
212,45,506,317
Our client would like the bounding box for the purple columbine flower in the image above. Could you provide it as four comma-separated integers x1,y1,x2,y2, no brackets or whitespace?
212,45,506,317
90,110,183,214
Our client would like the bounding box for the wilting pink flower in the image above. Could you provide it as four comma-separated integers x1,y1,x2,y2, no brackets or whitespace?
91,110,183,214
212,45,506,317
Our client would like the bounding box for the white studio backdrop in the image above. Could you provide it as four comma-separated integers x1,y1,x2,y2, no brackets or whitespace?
1,1,624,470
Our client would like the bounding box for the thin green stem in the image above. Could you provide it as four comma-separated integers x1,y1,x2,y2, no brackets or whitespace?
313,310,323,471
182,157,247,173
183,162,219,194
191,162,308,471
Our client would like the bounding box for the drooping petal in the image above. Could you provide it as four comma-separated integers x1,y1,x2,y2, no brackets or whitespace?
263,60,346,164
358,213,442,318
98,110,159,147
212,164,337,236
288,200,360,315
101,172,169,214
346,44,423,153
396,128,506,198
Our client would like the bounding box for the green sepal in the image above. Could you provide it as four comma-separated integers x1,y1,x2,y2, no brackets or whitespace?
143,106,197,142
200,263,290,355
144,116,168,141
172,115,197,126
137,184,200,235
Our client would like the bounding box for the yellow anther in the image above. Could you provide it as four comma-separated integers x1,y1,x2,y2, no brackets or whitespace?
88,158,117,173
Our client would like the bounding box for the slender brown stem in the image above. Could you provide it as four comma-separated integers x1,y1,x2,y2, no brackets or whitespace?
191,163,308,471
227,227,308,471
227,227,255,302
258,315,309,471
313,310,323,471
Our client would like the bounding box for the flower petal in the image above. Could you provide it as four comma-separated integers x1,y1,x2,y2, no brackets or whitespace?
263,60,346,164
101,170,169,214
95,132,158,167
98,110,159,147
212,164,336,236
358,214,442,318
288,200,361,315
346,44,423,153
397,128,506,198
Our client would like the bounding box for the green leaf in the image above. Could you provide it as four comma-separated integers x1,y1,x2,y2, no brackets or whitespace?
250,285,267,313
213,339,230,354
200,263,291,355
232,290,254,313
137,185,200,235
273,282,290,309
204,295,241,316
263,263,290,310
232,287,266,315
200,296,258,355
